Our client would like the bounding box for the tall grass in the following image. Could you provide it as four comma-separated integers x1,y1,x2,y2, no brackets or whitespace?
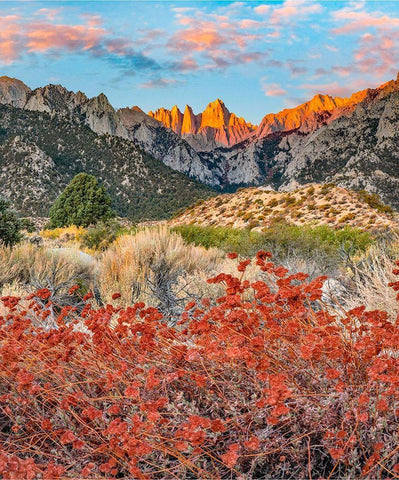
343,244,399,316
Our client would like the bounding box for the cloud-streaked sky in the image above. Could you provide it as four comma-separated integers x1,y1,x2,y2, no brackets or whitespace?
1,1,398,123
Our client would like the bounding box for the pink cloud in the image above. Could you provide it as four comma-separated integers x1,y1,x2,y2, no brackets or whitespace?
169,14,260,54
254,5,270,16
262,83,287,96
353,31,399,77
332,9,399,34
169,28,226,52
25,22,107,52
270,0,322,24
300,78,375,98
0,14,108,63
34,8,62,21
328,4,399,85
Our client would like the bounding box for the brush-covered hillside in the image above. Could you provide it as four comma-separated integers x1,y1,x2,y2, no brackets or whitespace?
0,104,214,220
171,183,398,232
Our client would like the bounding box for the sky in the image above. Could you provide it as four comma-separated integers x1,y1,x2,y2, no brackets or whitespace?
0,0,398,124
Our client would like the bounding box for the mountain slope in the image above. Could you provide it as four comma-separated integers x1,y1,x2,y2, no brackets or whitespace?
0,104,214,219
171,184,398,232
1,75,399,210
0,76,222,188
117,106,221,186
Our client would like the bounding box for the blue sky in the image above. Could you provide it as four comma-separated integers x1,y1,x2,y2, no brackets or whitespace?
0,1,398,123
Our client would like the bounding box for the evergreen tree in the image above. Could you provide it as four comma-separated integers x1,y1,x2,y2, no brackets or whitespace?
49,173,115,228
0,197,22,246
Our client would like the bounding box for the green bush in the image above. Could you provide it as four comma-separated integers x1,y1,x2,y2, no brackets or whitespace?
80,220,129,251
173,223,374,272
0,197,22,246
357,190,395,216
49,173,115,228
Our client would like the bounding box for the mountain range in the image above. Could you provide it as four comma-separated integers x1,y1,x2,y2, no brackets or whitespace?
0,73,398,216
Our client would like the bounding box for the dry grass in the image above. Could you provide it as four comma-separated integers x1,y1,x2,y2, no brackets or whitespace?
99,227,224,316
343,244,399,317
0,243,96,316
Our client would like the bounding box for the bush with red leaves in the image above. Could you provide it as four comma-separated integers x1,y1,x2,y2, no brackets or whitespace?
1,253,399,479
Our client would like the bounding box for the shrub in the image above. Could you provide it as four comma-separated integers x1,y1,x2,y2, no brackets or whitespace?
49,173,115,228
40,225,85,242
357,190,395,216
173,223,373,275
1,253,399,478
0,243,95,321
20,218,36,233
80,220,125,251
99,227,222,319
0,197,22,247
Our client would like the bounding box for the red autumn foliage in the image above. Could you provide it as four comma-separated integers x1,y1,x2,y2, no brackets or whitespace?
0,251,399,478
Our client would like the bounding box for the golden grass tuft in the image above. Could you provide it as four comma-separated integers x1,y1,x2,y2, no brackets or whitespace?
99,227,223,309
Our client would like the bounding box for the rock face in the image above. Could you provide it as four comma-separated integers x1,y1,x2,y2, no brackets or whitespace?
117,107,220,187
149,99,256,150
220,76,399,208
255,91,370,137
0,76,31,108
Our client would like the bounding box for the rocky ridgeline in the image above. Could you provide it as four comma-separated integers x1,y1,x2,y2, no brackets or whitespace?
148,99,256,150
0,76,218,187
1,74,399,209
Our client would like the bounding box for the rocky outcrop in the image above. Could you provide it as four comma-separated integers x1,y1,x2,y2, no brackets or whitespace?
149,99,256,150
256,91,371,137
221,77,399,208
0,76,222,187
0,76,31,108
117,107,221,187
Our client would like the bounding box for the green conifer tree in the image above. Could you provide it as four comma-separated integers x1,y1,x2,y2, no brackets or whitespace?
49,173,114,228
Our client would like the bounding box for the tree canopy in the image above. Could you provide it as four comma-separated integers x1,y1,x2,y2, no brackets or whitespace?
49,173,115,228
0,197,22,246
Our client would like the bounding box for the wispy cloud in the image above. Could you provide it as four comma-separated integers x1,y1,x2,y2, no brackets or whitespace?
140,77,181,89
332,8,399,34
330,3,399,81
262,82,287,96
269,0,322,24
0,11,161,77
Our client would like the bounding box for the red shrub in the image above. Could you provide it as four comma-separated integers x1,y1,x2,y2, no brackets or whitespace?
0,252,399,478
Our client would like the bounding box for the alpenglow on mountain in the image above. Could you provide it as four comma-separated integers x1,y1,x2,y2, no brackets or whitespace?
148,99,256,150
0,73,398,212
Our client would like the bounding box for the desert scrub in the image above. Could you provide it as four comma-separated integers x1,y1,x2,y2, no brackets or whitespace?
173,223,374,276
40,225,85,243
343,243,399,316
99,227,223,319
357,189,395,216
80,220,129,251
